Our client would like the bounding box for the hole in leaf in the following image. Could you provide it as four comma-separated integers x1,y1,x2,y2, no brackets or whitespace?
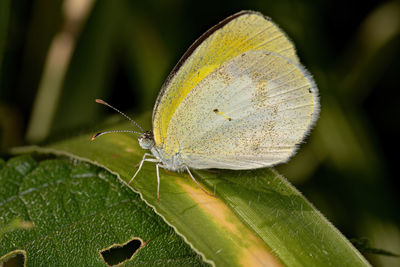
100,238,143,265
3,252,25,267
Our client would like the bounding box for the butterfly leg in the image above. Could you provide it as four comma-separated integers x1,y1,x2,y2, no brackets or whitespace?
156,163,161,201
185,166,215,197
128,153,159,184
155,163,169,202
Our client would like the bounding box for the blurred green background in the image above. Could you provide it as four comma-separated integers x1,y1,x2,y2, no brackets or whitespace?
0,0,399,266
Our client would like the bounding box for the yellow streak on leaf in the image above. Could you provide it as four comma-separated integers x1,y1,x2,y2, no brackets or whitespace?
176,179,283,267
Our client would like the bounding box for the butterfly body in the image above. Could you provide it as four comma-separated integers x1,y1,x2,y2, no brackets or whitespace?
138,131,186,172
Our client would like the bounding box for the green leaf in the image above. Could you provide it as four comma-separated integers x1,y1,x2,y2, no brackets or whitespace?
0,155,207,266
13,112,371,266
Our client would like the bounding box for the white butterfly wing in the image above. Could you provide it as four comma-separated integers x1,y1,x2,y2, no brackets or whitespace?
164,50,319,170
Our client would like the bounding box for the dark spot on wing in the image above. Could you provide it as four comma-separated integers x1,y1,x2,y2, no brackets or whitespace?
213,108,232,121
308,88,312,93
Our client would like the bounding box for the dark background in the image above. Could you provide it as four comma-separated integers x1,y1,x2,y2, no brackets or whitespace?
0,0,399,266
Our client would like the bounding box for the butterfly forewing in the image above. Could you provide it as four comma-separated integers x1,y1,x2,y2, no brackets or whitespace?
152,11,300,150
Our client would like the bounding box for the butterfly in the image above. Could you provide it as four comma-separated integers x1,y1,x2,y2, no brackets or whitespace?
92,10,319,200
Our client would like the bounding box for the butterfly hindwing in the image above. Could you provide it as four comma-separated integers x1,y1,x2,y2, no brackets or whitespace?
164,51,318,169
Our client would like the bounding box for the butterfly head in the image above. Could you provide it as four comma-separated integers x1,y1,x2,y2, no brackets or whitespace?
138,131,154,150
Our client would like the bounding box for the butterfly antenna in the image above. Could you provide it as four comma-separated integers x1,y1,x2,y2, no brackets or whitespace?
91,130,142,141
95,99,144,133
